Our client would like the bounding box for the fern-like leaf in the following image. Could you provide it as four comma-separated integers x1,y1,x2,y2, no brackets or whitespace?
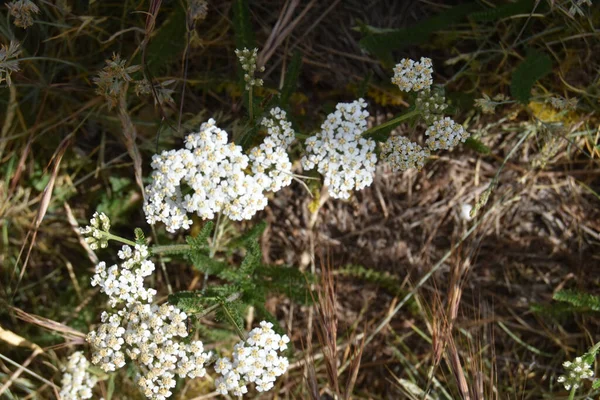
553,289,600,312
510,49,552,104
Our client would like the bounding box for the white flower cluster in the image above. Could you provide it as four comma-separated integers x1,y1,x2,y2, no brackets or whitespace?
79,212,111,250
381,136,430,172
392,57,433,92
425,117,469,151
249,108,295,193
144,119,269,231
91,244,157,307
235,48,264,90
59,352,98,400
415,88,448,124
214,321,290,396
88,305,210,400
558,356,595,390
87,244,211,400
301,99,377,199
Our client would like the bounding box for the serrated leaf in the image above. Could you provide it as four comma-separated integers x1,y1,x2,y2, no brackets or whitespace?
134,228,146,245
510,49,552,104
168,291,207,314
593,379,600,390
469,0,536,22
464,137,491,154
186,221,214,251
188,251,228,276
553,289,600,312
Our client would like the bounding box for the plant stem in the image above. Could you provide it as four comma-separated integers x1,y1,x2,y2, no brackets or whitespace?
102,232,137,247
248,86,254,122
568,387,576,400
151,244,191,254
221,301,247,341
362,109,420,137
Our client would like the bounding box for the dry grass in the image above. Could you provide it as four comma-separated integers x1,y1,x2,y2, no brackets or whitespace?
1,0,599,399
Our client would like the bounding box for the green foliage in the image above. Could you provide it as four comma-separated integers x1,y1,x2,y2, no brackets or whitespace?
186,221,214,252
553,289,600,312
510,49,552,104
279,50,303,108
170,222,309,336
359,3,482,65
469,0,536,22
232,0,255,50
145,4,187,74
169,291,206,314
464,137,491,154
134,228,146,245
363,106,418,143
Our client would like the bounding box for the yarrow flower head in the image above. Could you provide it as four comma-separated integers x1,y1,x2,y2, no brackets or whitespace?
88,303,211,399
249,107,295,193
79,212,111,250
91,244,157,307
415,87,447,124
59,352,98,400
6,0,40,29
392,57,433,92
214,321,290,396
235,48,264,90
86,240,210,400
144,119,270,232
301,99,377,200
425,117,470,151
558,356,595,390
380,136,430,172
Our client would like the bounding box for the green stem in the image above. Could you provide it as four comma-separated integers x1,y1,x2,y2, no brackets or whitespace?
221,301,247,341
362,109,420,137
568,387,576,400
151,244,191,254
102,232,136,247
248,86,254,122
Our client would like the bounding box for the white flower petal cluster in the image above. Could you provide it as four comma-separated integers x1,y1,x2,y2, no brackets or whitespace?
425,117,469,151
91,244,157,307
249,108,295,193
558,356,595,390
381,136,430,172
59,352,98,400
79,212,110,250
235,48,264,90
301,99,377,199
87,241,211,400
392,57,433,92
144,119,269,232
88,304,211,400
214,321,290,396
